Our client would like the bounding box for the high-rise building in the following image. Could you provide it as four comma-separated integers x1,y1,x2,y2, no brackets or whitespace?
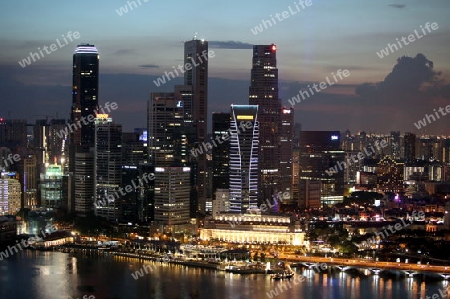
280,107,294,205
154,166,191,233
70,44,99,216
404,132,416,165
94,114,122,221
18,155,38,209
48,119,67,165
212,113,230,196
122,131,146,166
33,119,48,165
147,92,185,166
0,119,27,150
74,151,94,215
248,44,281,204
390,131,401,160
229,105,259,213
184,39,209,215
70,44,99,149
40,164,63,208
0,171,21,215
299,131,344,208
184,39,208,144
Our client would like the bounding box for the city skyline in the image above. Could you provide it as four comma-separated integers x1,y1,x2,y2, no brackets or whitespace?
0,0,449,134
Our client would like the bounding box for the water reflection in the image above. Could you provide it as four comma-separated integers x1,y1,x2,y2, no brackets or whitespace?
0,252,449,299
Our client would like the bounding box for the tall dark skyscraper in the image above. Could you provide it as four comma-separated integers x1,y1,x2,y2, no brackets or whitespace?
404,132,416,165
212,112,230,196
71,44,99,148
69,44,99,215
248,44,281,204
147,92,185,166
184,38,208,214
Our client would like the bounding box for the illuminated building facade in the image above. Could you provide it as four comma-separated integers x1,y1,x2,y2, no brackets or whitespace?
229,105,259,213
200,213,305,245
0,171,21,215
94,114,122,221
154,167,191,233
40,164,63,208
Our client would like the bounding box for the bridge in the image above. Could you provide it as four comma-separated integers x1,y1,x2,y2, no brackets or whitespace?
281,254,450,280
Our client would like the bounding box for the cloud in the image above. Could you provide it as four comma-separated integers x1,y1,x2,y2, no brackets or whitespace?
356,54,441,99
139,64,159,69
354,53,450,132
388,4,406,8
208,41,253,49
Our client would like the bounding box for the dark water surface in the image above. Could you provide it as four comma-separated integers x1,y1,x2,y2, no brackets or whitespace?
0,251,448,299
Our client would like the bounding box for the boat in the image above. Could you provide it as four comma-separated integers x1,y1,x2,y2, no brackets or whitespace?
270,273,283,280
270,270,294,279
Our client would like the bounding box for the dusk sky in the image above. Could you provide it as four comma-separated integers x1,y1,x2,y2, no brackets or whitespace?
1,0,449,134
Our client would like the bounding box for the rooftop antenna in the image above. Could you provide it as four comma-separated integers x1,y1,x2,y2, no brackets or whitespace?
193,32,198,40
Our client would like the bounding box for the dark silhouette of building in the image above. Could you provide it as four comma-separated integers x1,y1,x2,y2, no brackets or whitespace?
248,44,281,204
299,131,344,208
212,112,230,196
404,132,416,165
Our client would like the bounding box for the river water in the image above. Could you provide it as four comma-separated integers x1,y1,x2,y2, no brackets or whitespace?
0,251,448,299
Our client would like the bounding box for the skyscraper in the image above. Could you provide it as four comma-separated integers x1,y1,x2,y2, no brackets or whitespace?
212,112,230,196
94,114,122,221
280,107,294,205
404,132,416,165
74,151,94,215
299,131,345,208
70,44,99,215
248,44,282,204
184,38,208,214
154,166,191,233
229,105,259,213
71,44,99,148
147,92,185,166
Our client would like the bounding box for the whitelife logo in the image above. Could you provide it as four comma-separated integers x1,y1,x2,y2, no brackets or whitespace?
153,50,215,87
18,31,81,68
115,0,149,16
413,105,450,129
55,102,119,139
190,121,253,158
94,173,155,208
325,140,388,176
376,22,438,59
288,69,350,107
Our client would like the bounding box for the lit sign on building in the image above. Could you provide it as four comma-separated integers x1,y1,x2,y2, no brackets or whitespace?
177,101,183,108
331,135,339,140
236,115,254,120
96,114,109,119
